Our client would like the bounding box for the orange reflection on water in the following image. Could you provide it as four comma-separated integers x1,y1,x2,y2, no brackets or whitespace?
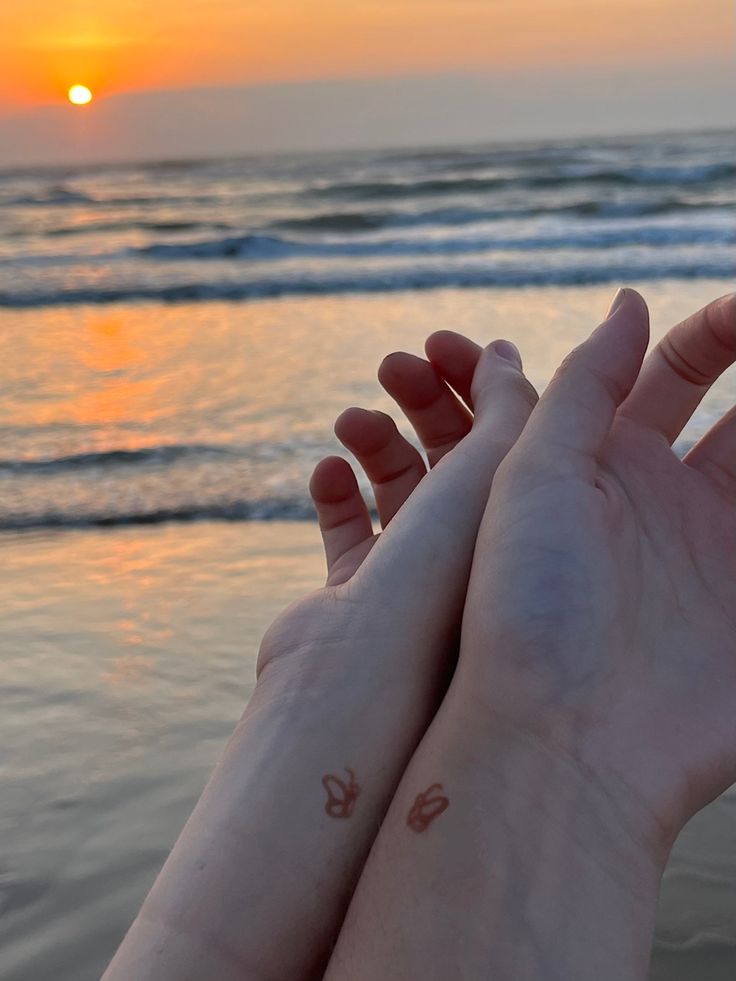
102,652,155,688
79,316,142,373
6,309,178,446
89,532,158,584
86,534,176,690
71,315,160,429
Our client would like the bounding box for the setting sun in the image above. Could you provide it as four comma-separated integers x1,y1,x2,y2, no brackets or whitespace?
68,84,93,106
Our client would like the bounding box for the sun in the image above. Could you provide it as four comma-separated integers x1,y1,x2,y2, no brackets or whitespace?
68,84,93,106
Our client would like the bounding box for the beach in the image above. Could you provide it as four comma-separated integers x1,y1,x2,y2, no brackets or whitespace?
1,521,317,980
2,516,736,981
1,130,735,978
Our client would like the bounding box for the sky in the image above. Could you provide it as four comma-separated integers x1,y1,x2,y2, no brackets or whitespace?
0,0,733,165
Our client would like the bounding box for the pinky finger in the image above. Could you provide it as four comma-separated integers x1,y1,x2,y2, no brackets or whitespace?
309,456,374,580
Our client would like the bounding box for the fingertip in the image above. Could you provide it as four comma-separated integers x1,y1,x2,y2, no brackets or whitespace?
606,287,649,323
378,352,438,408
335,406,392,454
425,329,483,366
332,405,373,443
425,330,483,406
309,455,359,505
424,329,457,357
378,351,453,414
488,339,522,370
334,405,372,436
601,287,651,367
377,351,418,388
471,339,537,415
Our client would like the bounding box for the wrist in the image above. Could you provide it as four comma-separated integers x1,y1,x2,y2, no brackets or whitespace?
402,689,672,980
252,596,451,735
342,688,670,981
444,680,675,875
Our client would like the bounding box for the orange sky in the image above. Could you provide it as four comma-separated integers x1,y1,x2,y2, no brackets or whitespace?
1,0,733,109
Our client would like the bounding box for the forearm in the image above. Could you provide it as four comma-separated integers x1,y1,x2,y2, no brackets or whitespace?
102,632,446,981
103,367,536,980
325,686,670,981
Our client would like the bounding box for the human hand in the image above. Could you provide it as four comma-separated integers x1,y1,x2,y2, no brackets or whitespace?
256,329,538,732
322,290,736,981
104,329,538,981
309,333,482,589
461,289,736,845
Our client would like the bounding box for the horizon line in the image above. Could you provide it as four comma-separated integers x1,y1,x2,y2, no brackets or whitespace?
0,123,730,177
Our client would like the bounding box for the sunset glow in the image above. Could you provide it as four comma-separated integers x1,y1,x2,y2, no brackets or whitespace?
0,0,731,109
0,0,731,165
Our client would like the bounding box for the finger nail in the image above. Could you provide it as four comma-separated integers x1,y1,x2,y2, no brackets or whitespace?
606,287,628,319
490,339,522,369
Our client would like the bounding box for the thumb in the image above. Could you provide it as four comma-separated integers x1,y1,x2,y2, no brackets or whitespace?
514,288,649,481
470,339,539,442
355,338,537,609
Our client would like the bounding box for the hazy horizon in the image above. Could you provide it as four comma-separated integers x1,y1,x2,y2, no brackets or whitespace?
0,122,730,176
1,0,732,168
1,61,733,169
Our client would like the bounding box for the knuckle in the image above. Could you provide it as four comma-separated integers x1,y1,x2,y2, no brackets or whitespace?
473,362,538,413
657,334,713,386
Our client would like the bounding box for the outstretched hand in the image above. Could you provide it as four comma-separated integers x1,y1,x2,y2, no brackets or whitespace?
322,289,736,981
106,286,736,981
104,325,539,981
462,289,736,842
307,330,482,587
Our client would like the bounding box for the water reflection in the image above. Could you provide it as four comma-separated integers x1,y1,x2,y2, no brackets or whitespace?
0,282,731,531
102,653,154,688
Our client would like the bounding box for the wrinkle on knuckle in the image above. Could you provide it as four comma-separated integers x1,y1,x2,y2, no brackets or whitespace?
423,426,468,451
703,297,736,353
371,460,421,486
657,334,713,386
658,302,736,388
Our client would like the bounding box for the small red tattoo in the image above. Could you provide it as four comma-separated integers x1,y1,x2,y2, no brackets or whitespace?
322,767,360,818
407,783,449,832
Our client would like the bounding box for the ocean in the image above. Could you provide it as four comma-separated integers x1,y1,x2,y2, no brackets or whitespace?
0,128,734,532
1,129,735,307
1,128,735,979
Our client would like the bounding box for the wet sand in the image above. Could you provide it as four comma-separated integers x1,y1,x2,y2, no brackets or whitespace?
1,520,736,980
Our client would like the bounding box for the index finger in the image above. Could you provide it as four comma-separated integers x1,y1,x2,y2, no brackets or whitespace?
619,293,736,444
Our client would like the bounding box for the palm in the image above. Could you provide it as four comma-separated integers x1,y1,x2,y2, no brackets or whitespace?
602,427,736,806
463,290,736,836
324,534,379,586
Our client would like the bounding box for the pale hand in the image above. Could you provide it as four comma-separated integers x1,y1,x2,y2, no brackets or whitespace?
461,289,736,850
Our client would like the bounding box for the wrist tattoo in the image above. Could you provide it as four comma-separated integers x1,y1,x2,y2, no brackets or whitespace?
407,783,449,832
322,767,360,818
